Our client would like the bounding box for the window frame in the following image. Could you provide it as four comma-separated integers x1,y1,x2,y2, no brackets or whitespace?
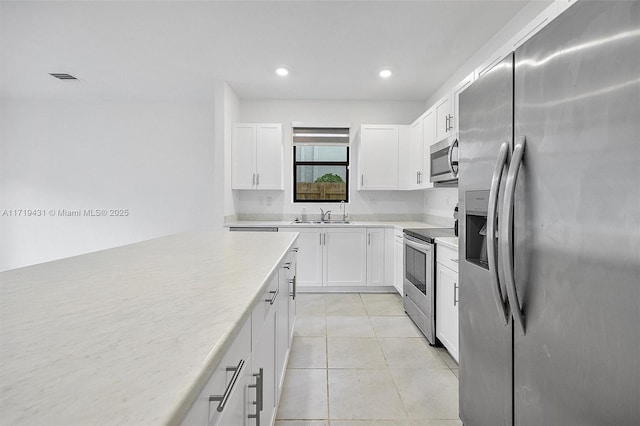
292,145,350,203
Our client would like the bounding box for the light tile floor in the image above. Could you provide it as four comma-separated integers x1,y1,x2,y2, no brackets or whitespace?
276,293,462,426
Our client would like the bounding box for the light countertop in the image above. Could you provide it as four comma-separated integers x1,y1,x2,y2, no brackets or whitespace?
0,230,298,425
226,220,444,230
435,236,459,250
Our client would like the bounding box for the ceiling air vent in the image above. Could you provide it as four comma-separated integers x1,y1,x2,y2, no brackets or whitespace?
49,73,78,80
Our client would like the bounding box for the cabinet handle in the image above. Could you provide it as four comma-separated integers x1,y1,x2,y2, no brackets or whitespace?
368,233,371,246
282,262,291,270
454,282,458,306
361,174,364,186
319,233,322,246
289,277,296,299
265,289,278,305
248,368,263,426
292,247,299,253
256,173,260,186
209,359,245,413
451,259,459,263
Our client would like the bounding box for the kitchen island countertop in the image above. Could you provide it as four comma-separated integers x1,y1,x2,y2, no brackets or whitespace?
0,230,298,425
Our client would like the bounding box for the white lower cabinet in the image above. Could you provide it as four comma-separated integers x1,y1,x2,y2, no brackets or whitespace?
393,231,404,295
181,318,252,426
252,287,277,426
287,227,387,288
294,228,323,287
323,228,367,287
436,244,459,363
276,250,296,396
183,247,297,426
366,228,385,286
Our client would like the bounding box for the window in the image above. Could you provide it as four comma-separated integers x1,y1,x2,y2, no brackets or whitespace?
292,126,350,203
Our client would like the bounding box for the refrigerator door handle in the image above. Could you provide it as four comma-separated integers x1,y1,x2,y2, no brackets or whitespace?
488,141,510,325
501,136,526,335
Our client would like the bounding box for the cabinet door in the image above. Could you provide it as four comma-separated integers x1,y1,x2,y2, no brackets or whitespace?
406,120,423,189
287,257,297,345
359,125,399,190
252,304,277,426
394,237,403,295
276,261,290,395
255,124,283,190
232,124,257,190
181,319,251,426
421,109,435,189
323,228,367,287
434,95,453,142
452,73,475,139
436,263,459,362
218,366,251,426
366,228,385,286
295,228,323,287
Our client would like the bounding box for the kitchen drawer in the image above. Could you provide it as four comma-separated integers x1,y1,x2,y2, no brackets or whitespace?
252,272,279,349
436,244,459,273
181,317,251,426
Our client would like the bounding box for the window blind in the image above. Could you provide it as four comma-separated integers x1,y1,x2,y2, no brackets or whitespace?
292,127,350,146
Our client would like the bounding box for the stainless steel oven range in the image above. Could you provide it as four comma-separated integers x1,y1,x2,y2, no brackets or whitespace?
403,227,455,344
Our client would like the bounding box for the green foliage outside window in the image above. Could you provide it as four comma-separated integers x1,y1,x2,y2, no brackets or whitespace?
315,173,344,183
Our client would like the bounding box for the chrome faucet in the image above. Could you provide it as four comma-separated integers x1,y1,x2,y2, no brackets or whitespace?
320,208,331,222
340,200,348,221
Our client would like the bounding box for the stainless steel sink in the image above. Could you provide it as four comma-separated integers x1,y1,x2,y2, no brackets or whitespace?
291,219,354,224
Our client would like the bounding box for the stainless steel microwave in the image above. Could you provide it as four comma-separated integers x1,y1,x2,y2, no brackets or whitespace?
430,138,459,183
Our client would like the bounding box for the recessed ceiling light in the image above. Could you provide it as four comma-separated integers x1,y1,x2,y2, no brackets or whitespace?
379,69,392,78
276,67,289,77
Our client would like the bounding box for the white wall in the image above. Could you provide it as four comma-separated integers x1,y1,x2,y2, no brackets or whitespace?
0,99,217,271
215,82,240,220
234,99,426,219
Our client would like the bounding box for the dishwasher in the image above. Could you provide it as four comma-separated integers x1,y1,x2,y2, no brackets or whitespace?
229,227,278,232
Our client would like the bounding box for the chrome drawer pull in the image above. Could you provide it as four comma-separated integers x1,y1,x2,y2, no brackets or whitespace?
265,289,278,305
209,359,245,412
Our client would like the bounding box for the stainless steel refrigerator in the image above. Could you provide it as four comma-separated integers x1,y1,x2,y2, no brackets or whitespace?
458,2,639,425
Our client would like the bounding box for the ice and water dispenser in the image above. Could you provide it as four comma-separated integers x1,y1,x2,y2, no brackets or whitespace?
465,190,491,269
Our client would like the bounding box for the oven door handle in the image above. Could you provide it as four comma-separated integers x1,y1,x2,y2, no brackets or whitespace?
403,237,432,252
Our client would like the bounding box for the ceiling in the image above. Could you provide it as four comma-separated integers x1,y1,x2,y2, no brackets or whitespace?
0,1,532,102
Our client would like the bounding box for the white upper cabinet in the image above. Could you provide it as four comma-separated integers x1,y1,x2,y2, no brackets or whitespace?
406,119,424,190
255,124,284,190
452,72,475,139
232,123,283,190
420,109,435,189
231,124,256,190
434,95,453,143
358,125,400,190
400,109,434,190
508,1,557,51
